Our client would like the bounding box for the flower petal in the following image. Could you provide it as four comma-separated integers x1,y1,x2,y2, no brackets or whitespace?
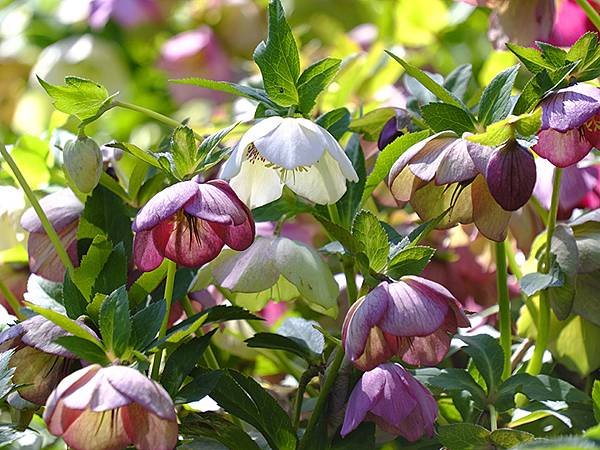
122,405,178,450
132,181,198,232
533,128,592,168
228,159,284,209
540,84,600,132
133,229,165,272
434,139,478,185
185,180,248,225
408,137,456,182
60,409,131,450
411,182,473,229
471,175,511,241
21,189,83,233
28,220,79,282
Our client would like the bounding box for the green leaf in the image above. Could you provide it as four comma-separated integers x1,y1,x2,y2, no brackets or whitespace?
107,142,161,168
444,64,472,101
0,350,15,400
94,242,128,297
209,369,297,450
171,125,197,179
513,61,579,115
417,367,486,407
278,317,324,354
251,189,315,222
513,437,600,449
63,271,88,319
572,272,600,326
437,423,490,450
27,304,102,346
315,214,364,255
489,429,534,448
337,135,366,228
361,130,429,204
71,235,112,300
386,50,471,115
131,299,166,351
331,422,376,450
506,43,554,73
99,286,131,358
478,65,519,126
315,107,351,140
568,32,600,81
161,330,217,397
253,0,300,106
349,107,397,141
172,78,278,109
37,76,111,120
520,267,564,297
176,370,223,404
538,42,568,68
179,412,262,450
593,380,600,422
386,246,435,279
420,102,475,134
129,261,168,307
54,336,109,365
245,332,316,362
195,122,239,172
296,57,341,114
352,210,389,272
457,334,504,395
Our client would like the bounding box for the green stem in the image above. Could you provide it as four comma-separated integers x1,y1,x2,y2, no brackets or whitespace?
0,143,74,275
505,241,523,280
180,295,220,370
495,240,512,380
0,279,24,320
113,101,202,140
527,168,562,376
292,366,319,430
489,404,498,431
342,258,358,305
327,203,342,225
575,0,600,30
299,347,345,450
151,259,177,380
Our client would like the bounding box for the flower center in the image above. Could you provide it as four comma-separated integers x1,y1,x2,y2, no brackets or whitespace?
245,142,311,181
176,210,202,249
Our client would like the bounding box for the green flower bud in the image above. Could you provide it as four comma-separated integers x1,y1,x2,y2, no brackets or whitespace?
63,137,102,194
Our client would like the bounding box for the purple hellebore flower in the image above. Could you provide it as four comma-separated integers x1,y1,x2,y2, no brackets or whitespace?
0,316,95,404
341,363,437,441
533,83,600,168
157,27,233,104
342,277,470,371
377,109,412,150
132,179,255,272
20,189,83,282
44,364,178,450
89,0,162,29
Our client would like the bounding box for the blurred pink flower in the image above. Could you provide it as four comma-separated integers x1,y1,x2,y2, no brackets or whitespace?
549,0,600,47
89,0,162,29
258,300,287,326
157,27,233,104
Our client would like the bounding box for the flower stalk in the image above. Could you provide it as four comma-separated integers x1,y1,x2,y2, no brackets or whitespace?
151,258,177,380
575,0,600,31
0,143,75,276
527,167,563,376
180,295,220,370
495,240,512,380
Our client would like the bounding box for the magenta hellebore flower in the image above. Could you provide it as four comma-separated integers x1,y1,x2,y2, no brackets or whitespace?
132,179,254,272
44,364,177,450
549,0,599,47
20,189,82,282
0,316,94,404
533,83,600,168
341,363,437,441
342,277,470,371
89,0,162,29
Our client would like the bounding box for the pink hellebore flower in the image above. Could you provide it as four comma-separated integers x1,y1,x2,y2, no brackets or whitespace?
20,189,82,282
0,316,94,404
341,363,437,442
44,364,177,450
157,27,233,104
549,0,600,47
89,0,162,29
342,277,469,371
132,179,254,272
533,83,600,168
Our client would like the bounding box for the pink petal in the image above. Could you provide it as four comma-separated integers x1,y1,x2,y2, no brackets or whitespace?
21,189,83,233
540,84,600,132
28,220,79,282
122,404,178,450
133,229,165,272
60,408,131,450
534,128,592,168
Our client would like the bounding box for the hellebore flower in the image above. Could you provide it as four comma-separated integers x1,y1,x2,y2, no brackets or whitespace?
20,189,82,282
220,117,359,209
44,364,177,450
89,0,162,29
195,236,340,317
132,179,254,272
377,109,412,150
342,277,469,371
0,316,94,404
341,363,437,441
549,0,599,47
533,83,600,168
157,27,233,104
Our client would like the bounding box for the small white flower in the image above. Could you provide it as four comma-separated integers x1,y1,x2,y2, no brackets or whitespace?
220,116,359,209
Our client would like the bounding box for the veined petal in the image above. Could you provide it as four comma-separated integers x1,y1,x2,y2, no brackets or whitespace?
389,166,424,202
471,175,511,241
122,404,178,450
133,229,164,272
400,330,451,366
540,84,600,132
283,151,348,204
21,188,83,233
185,180,248,225
60,409,130,450
28,220,79,282
228,159,284,209
533,128,592,168
408,137,456,182
411,182,473,229
132,181,198,232
320,129,359,182
435,139,478,185
370,365,416,429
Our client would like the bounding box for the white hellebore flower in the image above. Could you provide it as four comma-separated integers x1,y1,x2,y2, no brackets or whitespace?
220,116,359,209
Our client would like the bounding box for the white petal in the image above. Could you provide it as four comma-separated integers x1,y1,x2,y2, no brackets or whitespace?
229,159,284,209
283,151,348,204
254,117,325,169
316,126,359,182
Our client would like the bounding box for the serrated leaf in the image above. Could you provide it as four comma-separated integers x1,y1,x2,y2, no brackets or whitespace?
352,210,389,272
131,299,166,351
38,76,111,120
107,142,161,168
72,235,112,300
277,317,324,355
478,65,519,126
297,57,341,114
99,286,130,358
457,334,504,395
195,122,238,172
348,107,397,141
538,42,567,68
171,125,197,179
27,304,102,346
506,43,554,73
253,0,300,106
54,336,109,365
361,130,429,204
417,367,486,407
0,350,15,400
489,429,534,448
437,423,490,450
179,412,262,450
251,190,315,222
421,102,475,134
171,78,278,108
63,270,88,319
444,64,472,101
386,246,435,280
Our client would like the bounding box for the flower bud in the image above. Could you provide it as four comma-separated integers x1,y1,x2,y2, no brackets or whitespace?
377,109,411,150
63,137,102,194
